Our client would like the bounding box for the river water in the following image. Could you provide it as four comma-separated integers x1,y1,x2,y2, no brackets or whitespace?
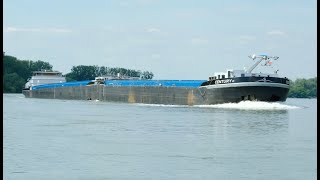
3,94,317,180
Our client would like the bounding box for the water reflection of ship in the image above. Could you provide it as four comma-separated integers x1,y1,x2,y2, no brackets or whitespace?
207,109,289,137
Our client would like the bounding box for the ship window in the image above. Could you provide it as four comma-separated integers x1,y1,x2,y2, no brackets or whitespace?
222,75,225,79
241,74,244,77
218,75,220,79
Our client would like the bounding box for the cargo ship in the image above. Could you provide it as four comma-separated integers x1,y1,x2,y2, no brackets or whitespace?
22,54,290,105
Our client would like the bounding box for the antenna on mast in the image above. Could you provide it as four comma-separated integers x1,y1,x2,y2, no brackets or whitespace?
246,54,279,73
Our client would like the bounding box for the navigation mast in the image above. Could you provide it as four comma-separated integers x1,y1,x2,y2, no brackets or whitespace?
246,54,279,73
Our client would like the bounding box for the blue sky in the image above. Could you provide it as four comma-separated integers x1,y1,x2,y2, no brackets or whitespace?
3,0,317,80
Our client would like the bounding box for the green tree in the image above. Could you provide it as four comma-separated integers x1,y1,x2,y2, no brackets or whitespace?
29,60,53,72
3,55,54,93
3,73,26,93
65,65,153,81
65,65,97,81
4,54,156,92
288,77,317,98
141,71,154,79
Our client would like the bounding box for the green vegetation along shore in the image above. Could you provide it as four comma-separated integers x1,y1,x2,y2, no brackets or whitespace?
3,54,153,93
3,54,317,98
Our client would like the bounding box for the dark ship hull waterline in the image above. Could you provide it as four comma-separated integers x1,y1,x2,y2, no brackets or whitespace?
22,54,290,105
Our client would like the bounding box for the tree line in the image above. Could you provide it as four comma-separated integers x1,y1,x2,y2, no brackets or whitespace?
3,54,317,98
3,54,153,93
3,55,53,93
65,65,153,81
288,77,317,98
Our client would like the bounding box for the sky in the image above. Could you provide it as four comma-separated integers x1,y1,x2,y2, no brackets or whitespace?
3,0,317,80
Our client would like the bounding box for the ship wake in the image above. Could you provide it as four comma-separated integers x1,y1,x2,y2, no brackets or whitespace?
195,101,301,110
137,101,302,110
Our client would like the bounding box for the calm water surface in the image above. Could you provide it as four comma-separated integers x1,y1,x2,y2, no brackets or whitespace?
3,94,317,180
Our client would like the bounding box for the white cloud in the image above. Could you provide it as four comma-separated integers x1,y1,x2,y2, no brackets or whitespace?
48,28,72,33
146,27,161,33
239,35,256,44
119,1,130,7
3,27,72,33
239,35,256,41
191,37,209,45
120,0,156,6
267,30,287,36
137,0,157,5
151,54,161,59
103,26,127,33
4,27,41,32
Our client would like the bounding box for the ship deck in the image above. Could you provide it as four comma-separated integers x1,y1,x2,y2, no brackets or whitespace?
30,80,207,90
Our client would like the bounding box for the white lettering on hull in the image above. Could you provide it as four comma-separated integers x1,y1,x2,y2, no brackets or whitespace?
215,79,235,84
